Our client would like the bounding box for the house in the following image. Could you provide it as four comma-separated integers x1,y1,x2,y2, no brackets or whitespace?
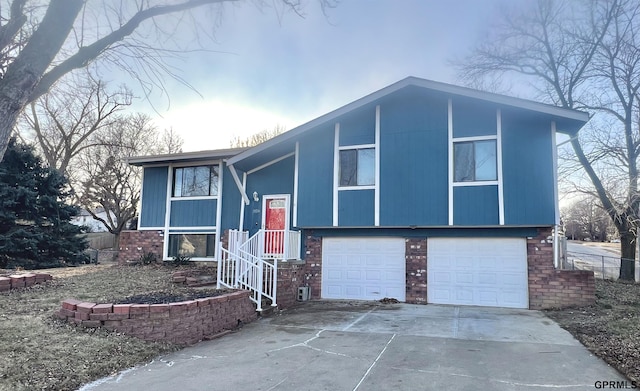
71,208,116,233
122,77,595,310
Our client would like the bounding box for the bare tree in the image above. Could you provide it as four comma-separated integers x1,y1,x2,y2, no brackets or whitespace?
19,74,131,180
0,0,336,162
159,127,184,154
457,0,640,279
230,124,286,148
562,196,614,242
78,113,172,247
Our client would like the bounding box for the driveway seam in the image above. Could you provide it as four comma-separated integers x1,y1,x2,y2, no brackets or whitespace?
342,308,376,331
352,333,396,391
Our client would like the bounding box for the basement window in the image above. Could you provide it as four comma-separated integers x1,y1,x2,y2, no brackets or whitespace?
168,234,216,258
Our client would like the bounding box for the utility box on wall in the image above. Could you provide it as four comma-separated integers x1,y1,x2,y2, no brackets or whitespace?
297,286,310,301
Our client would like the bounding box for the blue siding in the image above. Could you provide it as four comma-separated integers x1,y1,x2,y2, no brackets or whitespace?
220,165,242,233
453,186,499,225
297,125,334,227
140,167,167,227
338,190,374,226
244,155,295,236
502,110,555,225
170,199,217,227
339,106,375,146
379,91,449,226
452,98,497,138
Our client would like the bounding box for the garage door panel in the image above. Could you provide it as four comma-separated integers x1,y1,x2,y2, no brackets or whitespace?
456,272,473,284
322,238,406,301
477,273,497,285
428,238,528,309
365,270,381,281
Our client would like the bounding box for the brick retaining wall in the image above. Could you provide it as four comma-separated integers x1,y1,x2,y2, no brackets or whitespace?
118,230,164,265
0,273,52,291
528,228,595,309
56,290,257,345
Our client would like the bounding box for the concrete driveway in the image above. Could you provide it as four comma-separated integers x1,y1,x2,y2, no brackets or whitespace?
82,301,626,391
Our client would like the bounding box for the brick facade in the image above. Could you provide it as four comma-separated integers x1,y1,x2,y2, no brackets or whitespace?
405,238,428,304
527,228,595,309
118,230,164,265
276,262,307,309
302,233,323,300
300,229,595,309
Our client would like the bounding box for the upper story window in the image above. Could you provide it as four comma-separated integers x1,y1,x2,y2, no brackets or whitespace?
454,140,497,182
339,148,375,186
173,165,219,197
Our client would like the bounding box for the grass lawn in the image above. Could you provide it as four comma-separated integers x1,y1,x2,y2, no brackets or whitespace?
546,279,640,382
0,264,193,391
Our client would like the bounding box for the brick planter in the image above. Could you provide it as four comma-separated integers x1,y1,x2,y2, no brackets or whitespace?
56,290,258,345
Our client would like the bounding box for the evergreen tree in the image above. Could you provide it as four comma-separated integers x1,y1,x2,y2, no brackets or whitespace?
0,139,87,268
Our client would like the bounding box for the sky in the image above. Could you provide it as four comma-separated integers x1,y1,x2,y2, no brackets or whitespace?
108,0,512,151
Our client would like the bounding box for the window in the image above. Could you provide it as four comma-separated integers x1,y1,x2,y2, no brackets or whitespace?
173,166,219,197
454,140,497,182
339,148,375,186
168,234,216,258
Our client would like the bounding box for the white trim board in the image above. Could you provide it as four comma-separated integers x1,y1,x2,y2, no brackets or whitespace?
375,105,381,226
497,108,505,225
333,123,340,227
293,142,299,228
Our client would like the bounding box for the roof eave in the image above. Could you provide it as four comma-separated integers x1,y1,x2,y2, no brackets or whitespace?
128,147,249,166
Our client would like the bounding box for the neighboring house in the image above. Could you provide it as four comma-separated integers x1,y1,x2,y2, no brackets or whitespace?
124,77,594,310
71,208,115,233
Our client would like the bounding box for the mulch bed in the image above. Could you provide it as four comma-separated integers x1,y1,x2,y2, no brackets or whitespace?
115,288,236,304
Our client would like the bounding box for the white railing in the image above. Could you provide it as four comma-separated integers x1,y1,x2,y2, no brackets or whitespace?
217,229,301,311
258,229,301,260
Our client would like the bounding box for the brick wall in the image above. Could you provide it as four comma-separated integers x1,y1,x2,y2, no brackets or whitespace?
56,290,257,345
276,262,307,309
302,233,323,300
528,228,595,309
406,238,428,304
118,230,164,265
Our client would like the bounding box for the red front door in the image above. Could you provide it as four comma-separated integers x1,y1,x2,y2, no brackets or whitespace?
264,197,287,256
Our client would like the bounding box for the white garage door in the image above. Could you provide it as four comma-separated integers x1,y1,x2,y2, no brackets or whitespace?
427,238,528,308
322,237,406,301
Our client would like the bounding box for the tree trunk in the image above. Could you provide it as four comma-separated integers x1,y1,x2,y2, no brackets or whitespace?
619,225,636,281
113,233,120,253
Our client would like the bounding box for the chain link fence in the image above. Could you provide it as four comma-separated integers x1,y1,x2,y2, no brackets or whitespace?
562,251,635,280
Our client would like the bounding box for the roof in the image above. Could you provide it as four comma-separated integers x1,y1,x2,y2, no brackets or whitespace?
128,147,248,166
226,76,590,167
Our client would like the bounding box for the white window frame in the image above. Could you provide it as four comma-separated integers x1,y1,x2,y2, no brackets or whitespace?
170,164,220,201
451,135,499,186
332,105,381,226
448,101,504,225
166,231,218,261
161,160,223,260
